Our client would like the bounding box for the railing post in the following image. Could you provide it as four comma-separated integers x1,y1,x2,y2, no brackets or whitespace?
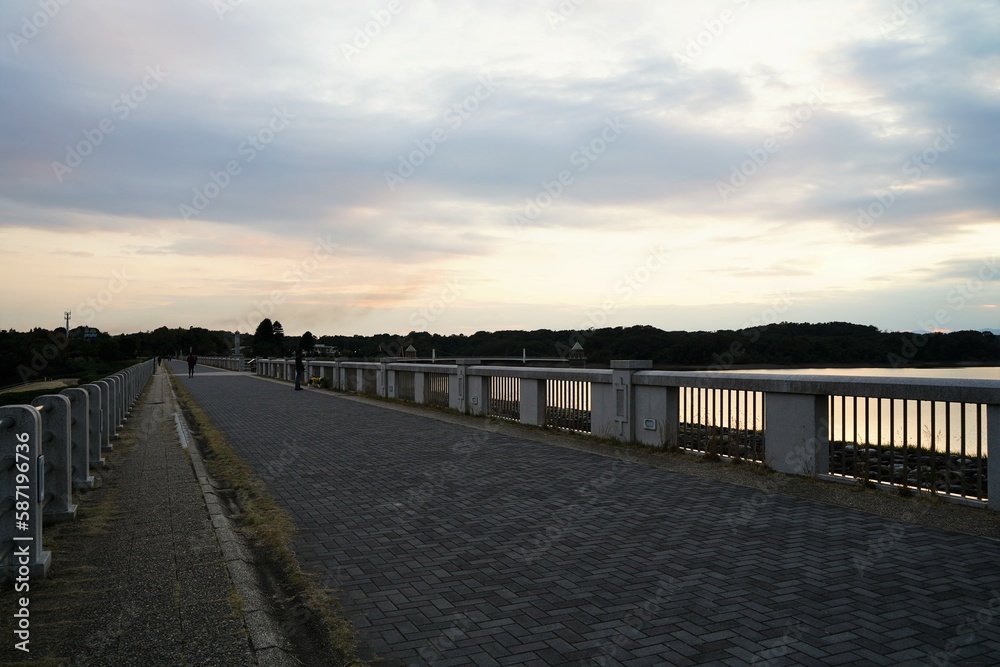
467,369,490,417
31,395,77,523
378,360,388,398
112,373,126,425
124,368,134,411
988,404,999,511
520,378,547,426
59,388,95,490
80,384,105,468
386,363,397,399
605,361,652,442
0,405,52,578
633,384,679,448
93,380,112,452
414,371,426,404
764,393,829,476
114,372,126,427
103,376,117,438
452,360,479,413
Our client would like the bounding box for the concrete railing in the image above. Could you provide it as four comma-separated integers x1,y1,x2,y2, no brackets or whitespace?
0,358,156,580
197,356,249,372
249,357,1000,510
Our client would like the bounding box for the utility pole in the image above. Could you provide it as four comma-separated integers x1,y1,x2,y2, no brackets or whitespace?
64,310,71,335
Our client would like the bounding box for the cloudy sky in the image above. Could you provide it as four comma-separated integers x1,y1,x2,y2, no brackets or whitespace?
1,0,998,337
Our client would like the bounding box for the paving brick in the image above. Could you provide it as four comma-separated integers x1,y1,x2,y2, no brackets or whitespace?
177,367,1000,666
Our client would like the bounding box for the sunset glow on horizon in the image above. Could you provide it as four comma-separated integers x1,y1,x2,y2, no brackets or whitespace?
1,0,997,337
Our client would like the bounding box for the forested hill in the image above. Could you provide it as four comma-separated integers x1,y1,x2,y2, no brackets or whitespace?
2,322,996,387
320,322,998,369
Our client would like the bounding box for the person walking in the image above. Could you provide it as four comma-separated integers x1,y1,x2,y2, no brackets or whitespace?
187,353,198,378
294,350,305,390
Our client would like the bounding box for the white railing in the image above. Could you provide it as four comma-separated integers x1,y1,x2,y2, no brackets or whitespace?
236,358,1000,509
0,359,156,580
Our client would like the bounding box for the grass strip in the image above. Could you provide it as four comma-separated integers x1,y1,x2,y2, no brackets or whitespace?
169,372,365,666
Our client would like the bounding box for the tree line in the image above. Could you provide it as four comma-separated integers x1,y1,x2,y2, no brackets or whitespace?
0,326,231,387
315,322,998,369
2,321,995,388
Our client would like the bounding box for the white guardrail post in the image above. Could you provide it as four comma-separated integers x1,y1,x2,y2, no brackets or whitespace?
0,405,52,578
0,359,154,580
30,395,77,523
59,387,96,490
80,383,105,467
93,379,112,452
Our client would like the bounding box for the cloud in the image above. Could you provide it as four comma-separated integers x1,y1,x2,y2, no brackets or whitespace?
2,0,998,335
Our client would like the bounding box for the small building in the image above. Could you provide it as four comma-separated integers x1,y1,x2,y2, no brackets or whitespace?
569,341,586,367
404,344,417,358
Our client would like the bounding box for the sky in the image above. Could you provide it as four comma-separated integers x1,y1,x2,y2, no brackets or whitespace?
1,0,998,338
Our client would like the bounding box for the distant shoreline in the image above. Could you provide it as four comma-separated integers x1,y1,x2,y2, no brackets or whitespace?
645,361,1000,372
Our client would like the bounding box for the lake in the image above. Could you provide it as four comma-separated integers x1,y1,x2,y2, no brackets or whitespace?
706,366,999,454
721,366,999,381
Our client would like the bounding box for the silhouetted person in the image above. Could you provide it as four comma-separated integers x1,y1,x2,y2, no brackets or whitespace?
187,353,197,378
294,350,305,390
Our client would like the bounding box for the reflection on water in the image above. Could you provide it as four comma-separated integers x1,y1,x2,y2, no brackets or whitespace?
715,367,998,454
723,367,1000,380
540,369,996,455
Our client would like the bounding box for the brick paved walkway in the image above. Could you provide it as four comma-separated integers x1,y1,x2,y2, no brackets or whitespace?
174,364,1000,666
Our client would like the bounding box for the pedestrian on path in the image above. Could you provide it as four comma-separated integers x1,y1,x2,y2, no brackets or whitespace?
294,350,305,390
187,353,198,378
